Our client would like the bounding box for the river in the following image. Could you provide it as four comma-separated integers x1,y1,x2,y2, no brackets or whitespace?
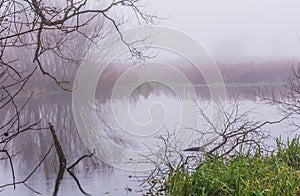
0,85,295,195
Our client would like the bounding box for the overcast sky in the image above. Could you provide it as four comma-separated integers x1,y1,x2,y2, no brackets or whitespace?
146,0,300,61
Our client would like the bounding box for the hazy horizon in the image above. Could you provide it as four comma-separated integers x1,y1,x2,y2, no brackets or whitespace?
146,0,300,62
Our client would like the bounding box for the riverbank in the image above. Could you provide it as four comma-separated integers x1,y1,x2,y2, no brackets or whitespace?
165,137,300,195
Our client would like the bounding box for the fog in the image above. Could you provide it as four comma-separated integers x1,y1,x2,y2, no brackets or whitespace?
147,0,300,61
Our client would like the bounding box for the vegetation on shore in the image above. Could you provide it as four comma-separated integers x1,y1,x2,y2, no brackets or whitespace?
166,137,300,196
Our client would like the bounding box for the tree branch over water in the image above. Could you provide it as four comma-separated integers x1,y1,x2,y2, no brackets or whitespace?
0,0,157,194
258,65,300,130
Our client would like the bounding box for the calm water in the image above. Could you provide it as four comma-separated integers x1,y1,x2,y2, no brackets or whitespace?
0,87,294,195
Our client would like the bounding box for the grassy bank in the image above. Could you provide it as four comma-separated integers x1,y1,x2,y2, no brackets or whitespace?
166,137,300,196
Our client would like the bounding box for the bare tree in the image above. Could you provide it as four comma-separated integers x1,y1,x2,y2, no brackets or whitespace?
141,99,286,195
187,100,287,158
259,65,300,130
0,0,157,194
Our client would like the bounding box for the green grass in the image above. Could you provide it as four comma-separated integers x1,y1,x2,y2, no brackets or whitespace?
166,137,300,196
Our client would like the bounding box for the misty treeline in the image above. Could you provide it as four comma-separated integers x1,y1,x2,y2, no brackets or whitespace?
17,59,293,92
94,60,293,101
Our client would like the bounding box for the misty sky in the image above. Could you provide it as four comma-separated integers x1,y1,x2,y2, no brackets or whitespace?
147,0,300,61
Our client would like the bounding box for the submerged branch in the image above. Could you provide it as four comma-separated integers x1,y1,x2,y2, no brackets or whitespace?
48,122,93,196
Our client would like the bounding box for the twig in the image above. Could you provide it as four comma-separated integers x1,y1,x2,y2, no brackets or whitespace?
0,145,53,194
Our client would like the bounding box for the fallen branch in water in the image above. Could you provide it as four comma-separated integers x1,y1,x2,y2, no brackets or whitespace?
67,150,95,171
49,122,94,196
66,150,95,196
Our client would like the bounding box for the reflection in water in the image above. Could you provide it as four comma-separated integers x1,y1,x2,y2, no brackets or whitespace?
0,85,292,195
10,94,101,170
96,94,183,151
0,94,112,195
